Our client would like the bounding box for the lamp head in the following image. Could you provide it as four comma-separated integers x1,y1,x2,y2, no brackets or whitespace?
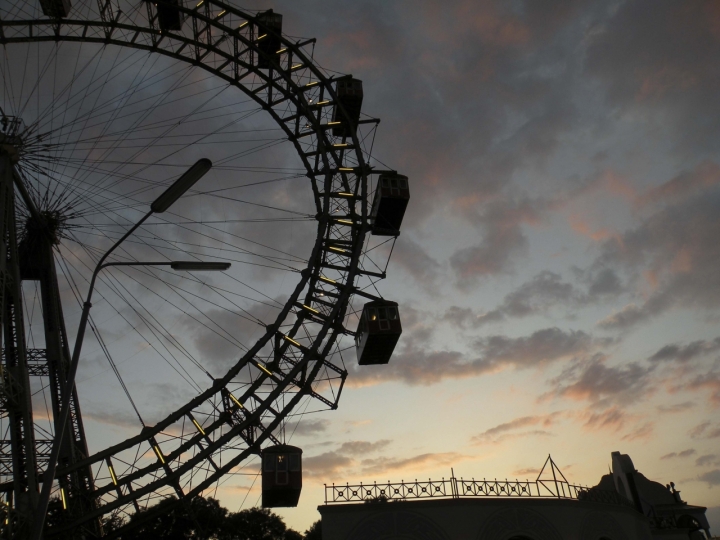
151,159,212,213
171,261,231,271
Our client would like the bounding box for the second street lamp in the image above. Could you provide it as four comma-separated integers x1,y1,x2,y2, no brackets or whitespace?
32,160,217,540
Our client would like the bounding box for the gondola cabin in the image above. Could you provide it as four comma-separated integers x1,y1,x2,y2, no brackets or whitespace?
40,0,71,18
256,11,283,69
370,174,410,236
332,79,363,137
261,444,302,508
355,300,402,365
155,0,186,32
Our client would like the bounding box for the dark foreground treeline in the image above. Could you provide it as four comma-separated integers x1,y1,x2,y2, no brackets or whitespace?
50,496,321,540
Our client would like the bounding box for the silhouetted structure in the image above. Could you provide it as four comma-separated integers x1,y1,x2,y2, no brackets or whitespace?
332,79,364,137
39,0,71,18
370,173,410,236
154,0,186,32
256,10,283,68
262,444,302,508
320,452,712,540
355,300,402,365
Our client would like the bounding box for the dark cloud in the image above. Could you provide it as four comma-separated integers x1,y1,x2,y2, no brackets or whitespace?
390,237,442,290
582,407,627,431
549,356,654,407
359,452,462,476
450,198,555,285
620,422,654,442
287,419,329,437
648,339,720,363
685,373,720,406
337,440,392,455
637,161,720,207
689,422,720,440
698,469,720,487
597,304,647,331
660,449,696,460
470,413,561,445
586,268,624,297
595,188,720,331
302,452,353,478
696,455,720,467
586,2,720,156
444,271,582,326
657,401,695,414
183,302,280,373
349,327,595,387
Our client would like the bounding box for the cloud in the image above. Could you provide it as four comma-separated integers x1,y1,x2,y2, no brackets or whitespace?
391,236,442,290
513,467,541,477
337,440,392,455
689,422,720,440
586,1,720,156
648,339,720,363
450,197,555,285
303,452,353,478
548,356,654,407
594,188,720,331
183,305,274,372
698,469,720,487
638,161,720,206
359,452,463,476
83,409,141,430
349,327,595,387
661,449,696,460
657,401,695,414
582,407,627,432
597,304,646,331
696,455,720,467
621,422,654,442
685,373,720,406
444,271,582,326
287,419,329,437
471,413,561,445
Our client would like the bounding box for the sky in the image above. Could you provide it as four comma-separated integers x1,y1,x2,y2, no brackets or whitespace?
238,0,720,532
3,0,720,535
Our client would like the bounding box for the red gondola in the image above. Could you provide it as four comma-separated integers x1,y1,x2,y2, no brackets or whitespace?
40,0,71,18
256,11,283,69
370,173,409,236
155,0,186,32
261,444,302,508
332,79,363,137
355,300,402,365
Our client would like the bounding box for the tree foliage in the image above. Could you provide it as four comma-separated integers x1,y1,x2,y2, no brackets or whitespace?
304,520,322,540
109,496,307,540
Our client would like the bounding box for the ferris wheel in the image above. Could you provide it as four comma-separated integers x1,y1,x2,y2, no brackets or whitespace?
0,0,409,537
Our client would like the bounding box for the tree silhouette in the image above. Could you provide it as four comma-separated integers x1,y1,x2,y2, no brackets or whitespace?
111,496,305,540
304,520,322,540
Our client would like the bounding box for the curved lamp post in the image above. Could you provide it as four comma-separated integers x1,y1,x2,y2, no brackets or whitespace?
32,159,225,539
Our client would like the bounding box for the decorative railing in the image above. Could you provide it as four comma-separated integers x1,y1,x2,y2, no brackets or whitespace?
324,477,627,507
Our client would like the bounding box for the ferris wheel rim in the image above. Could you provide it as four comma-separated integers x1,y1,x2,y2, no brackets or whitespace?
0,0,387,534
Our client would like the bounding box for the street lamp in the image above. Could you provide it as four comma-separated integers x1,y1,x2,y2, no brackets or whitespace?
32,159,220,540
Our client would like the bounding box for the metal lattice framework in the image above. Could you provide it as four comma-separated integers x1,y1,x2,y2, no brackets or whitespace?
0,1,400,537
